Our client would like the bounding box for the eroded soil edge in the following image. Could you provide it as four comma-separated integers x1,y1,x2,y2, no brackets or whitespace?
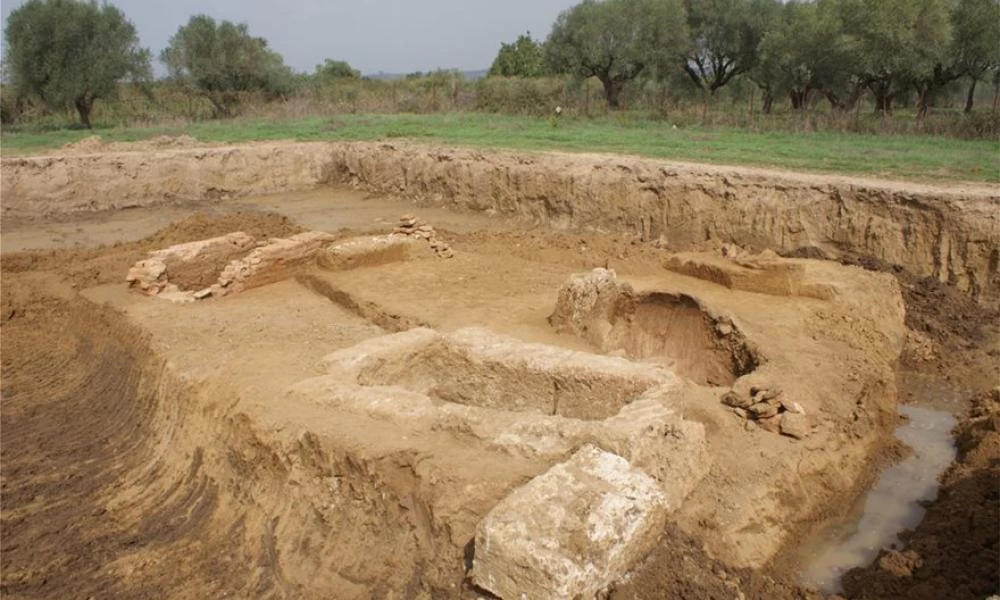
3,141,997,306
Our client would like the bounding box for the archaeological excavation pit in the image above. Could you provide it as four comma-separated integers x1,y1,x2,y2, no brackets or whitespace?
549,268,762,386
2,140,997,600
333,327,673,420
610,291,760,385
102,219,909,598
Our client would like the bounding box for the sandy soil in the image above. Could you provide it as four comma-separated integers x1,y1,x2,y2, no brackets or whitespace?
4,141,997,306
2,145,997,600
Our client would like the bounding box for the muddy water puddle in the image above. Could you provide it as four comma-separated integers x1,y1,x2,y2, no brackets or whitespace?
799,405,957,593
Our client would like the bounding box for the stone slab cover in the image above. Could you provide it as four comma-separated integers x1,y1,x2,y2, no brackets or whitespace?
472,445,668,599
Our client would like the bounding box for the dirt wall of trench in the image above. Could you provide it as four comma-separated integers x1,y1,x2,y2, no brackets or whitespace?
3,141,997,305
0,272,457,599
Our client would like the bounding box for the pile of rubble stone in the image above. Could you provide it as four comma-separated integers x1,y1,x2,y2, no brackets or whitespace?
393,214,454,258
720,386,810,439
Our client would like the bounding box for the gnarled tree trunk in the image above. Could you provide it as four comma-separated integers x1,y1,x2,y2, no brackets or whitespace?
965,77,977,113
994,70,1000,114
915,84,932,120
872,89,892,114
599,76,624,110
865,77,898,114
761,91,774,114
827,82,864,113
789,88,810,110
74,95,94,129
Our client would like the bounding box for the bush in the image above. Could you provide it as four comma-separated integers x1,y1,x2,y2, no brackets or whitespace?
476,77,569,116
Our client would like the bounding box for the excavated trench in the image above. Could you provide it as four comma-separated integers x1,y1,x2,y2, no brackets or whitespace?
3,141,997,306
296,273,428,332
600,291,759,386
1,141,997,600
0,276,478,599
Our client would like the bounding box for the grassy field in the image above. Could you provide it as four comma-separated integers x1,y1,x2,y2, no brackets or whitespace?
3,112,997,183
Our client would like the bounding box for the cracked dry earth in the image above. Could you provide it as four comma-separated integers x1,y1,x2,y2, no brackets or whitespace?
2,143,998,600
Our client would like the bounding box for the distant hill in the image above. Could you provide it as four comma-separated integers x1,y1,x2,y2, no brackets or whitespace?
366,69,488,81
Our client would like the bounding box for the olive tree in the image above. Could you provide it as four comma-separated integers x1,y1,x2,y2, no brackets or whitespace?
951,0,1000,112
3,0,151,128
161,15,294,117
753,0,860,111
546,0,689,108
904,0,1000,116
489,32,547,77
840,0,952,114
681,0,778,95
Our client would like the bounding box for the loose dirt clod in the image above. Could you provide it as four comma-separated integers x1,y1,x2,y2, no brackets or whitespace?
780,413,810,439
723,387,810,438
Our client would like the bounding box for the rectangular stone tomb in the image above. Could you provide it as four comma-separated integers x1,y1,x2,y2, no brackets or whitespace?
323,327,675,420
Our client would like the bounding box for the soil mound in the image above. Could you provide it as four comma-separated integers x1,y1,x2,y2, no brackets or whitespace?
60,134,106,153
59,134,202,154
144,134,200,149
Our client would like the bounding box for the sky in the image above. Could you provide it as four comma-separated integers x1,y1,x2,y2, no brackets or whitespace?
0,0,577,76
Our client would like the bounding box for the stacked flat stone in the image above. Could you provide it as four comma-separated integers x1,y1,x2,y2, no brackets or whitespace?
720,386,810,439
392,214,454,259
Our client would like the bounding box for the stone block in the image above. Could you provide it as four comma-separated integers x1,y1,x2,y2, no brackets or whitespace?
218,231,337,292
472,445,668,599
317,234,424,272
126,232,255,293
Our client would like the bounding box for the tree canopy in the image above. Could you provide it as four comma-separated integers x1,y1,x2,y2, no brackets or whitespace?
840,0,953,113
315,59,360,80
951,0,1000,111
541,0,996,115
681,0,779,95
546,0,689,108
161,15,294,116
489,33,546,77
3,0,151,128
6,0,997,125
752,0,859,111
